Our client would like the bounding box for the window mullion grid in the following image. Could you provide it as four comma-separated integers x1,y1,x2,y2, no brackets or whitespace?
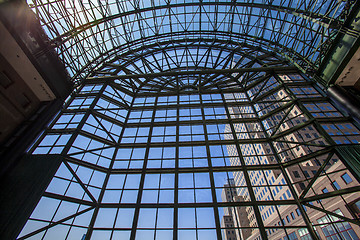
173,86,180,240
219,85,269,239
275,73,357,225
191,144,198,240
299,152,335,199
285,75,360,226
130,95,159,240
199,88,223,240
28,109,64,153
61,82,108,155
252,72,320,240
110,93,137,239
216,99,247,239
275,74,337,147
84,82,134,240
29,80,100,153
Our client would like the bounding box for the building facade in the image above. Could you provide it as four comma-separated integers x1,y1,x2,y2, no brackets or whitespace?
17,64,360,240
221,74,360,239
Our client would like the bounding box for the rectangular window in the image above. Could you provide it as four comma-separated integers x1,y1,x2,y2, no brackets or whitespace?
341,173,353,184
285,231,299,240
293,171,300,178
332,181,341,190
317,209,359,240
348,199,360,219
0,71,13,88
18,93,31,109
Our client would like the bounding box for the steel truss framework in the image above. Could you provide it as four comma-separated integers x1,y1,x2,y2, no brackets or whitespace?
28,0,359,85
18,42,360,240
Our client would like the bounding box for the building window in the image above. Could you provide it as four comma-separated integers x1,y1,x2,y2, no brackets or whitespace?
322,188,329,193
317,209,359,240
17,93,31,109
298,228,318,240
347,198,360,219
284,231,298,240
332,181,341,190
341,173,353,184
298,228,310,240
0,71,13,88
293,171,301,178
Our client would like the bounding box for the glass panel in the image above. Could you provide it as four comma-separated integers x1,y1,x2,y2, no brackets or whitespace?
21,70,360,240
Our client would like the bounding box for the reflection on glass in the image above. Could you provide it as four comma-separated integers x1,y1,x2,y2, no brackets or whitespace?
19,67,360,240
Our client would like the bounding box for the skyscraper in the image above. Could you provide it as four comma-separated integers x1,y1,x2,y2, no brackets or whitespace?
221,73,360,239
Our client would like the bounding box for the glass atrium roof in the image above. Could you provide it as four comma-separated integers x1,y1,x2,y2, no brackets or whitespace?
13,2,360,240
28,0,354,86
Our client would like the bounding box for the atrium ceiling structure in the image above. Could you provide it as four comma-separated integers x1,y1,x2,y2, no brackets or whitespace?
2,0,360,240
27,0,359,86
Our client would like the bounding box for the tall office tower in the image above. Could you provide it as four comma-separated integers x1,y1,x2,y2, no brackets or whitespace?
221,179,241,240
221,179,253,240
1,1,360,240
221,74,360,239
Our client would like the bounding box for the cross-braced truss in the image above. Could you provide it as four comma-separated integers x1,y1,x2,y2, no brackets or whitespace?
89,41,290,95
18,48,360,240
17,1,360,240
28,0,359,85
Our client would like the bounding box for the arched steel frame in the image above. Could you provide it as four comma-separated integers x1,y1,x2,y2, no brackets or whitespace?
15,1,360,240
28,0,360,85
17,42,360,240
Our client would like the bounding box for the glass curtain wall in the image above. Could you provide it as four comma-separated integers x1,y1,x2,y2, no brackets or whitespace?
17,50,360,240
